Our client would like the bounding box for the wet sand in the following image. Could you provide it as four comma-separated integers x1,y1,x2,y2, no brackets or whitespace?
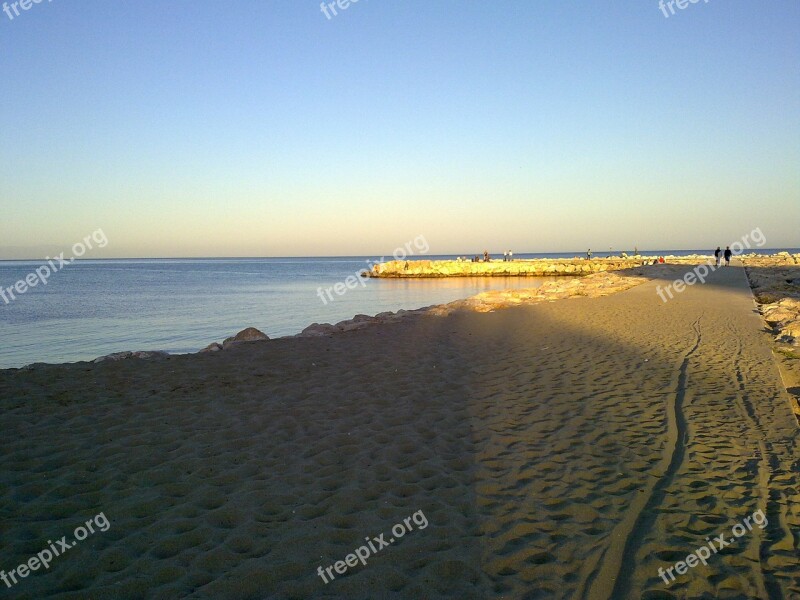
0,263,798,599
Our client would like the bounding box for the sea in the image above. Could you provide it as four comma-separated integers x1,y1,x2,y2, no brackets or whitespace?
0,249,792,369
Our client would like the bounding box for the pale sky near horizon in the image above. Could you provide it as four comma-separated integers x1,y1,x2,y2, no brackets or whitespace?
0,1,798,259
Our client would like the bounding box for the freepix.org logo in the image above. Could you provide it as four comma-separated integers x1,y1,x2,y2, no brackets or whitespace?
1,512,111,591
655,227,765,303
657,509,767,586
658,0,710,19
0,229,109,306
320,0,360,21
3,0,54,22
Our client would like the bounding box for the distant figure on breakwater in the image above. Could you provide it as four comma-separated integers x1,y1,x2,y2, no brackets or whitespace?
586,249,592,259
503,251,508,262
724,246,732,266
715,246,722,266
483,250,490,262
509,250,513,261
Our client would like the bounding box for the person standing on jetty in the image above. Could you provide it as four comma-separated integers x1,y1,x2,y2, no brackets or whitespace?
715,246,722,266
586,249,592,259
724,246,732,266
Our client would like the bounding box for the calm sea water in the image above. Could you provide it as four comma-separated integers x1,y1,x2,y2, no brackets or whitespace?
0,250,792,369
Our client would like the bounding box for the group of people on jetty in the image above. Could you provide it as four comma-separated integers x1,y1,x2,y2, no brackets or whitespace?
454,246,736,265
457,250,515,262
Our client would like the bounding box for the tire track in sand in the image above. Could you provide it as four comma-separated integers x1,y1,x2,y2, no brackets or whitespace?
580,317,701,600
726,315,786,600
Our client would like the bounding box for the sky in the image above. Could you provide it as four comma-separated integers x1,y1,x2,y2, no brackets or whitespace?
0,0,798,258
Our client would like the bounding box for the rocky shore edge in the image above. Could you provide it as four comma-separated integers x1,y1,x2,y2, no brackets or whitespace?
741,254,800,421
741,254,800,346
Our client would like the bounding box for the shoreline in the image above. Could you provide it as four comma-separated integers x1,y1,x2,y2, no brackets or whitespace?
17,256,797,424
7,256,799,371
16,266,658,370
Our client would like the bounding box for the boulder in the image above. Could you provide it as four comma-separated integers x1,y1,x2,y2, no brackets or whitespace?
233,327,269,342
776,321,800,344
300,323,336,337
94,350,170,363
337,320,370,332
222,327,269,349
762,299,800,325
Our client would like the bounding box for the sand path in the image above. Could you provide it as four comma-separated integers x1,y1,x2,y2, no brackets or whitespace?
428,262,800,599
0,263,798,599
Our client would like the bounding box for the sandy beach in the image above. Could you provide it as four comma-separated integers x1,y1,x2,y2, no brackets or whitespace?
1,262,798,599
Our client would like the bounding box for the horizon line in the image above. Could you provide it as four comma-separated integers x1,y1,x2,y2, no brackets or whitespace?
0,247,797,262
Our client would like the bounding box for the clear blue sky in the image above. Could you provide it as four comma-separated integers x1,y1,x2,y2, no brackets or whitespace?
1,0,798,258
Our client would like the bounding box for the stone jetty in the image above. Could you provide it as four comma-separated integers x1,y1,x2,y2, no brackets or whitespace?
364,252,800,278
365,257,648,278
